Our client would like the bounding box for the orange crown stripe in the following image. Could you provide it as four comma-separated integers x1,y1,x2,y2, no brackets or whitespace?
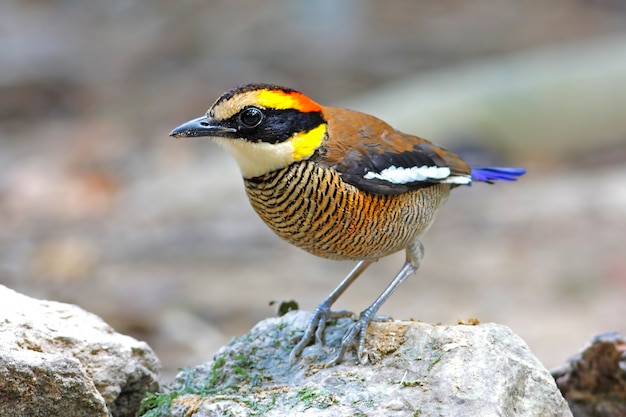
257,90,322,113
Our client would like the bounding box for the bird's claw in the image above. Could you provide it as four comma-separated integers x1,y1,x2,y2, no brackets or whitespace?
326,313,371,366
289,305,354,365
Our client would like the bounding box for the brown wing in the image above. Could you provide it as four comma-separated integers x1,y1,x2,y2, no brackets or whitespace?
317,107,472,195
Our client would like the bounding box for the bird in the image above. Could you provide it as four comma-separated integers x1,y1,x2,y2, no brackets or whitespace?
170,83,526,366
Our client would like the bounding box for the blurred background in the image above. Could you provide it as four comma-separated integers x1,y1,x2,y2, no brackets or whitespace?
1,0,625,381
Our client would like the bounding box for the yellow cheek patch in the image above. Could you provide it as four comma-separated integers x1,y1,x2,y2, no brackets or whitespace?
257,90,322,113
291,124,327,161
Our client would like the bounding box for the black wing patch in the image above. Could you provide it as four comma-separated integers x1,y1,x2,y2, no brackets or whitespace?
334,142,463,195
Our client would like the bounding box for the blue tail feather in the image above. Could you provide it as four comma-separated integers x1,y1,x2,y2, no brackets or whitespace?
471,167,526,183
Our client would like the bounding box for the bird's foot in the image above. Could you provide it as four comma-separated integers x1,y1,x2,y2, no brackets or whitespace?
326,310,387,366
289,304,354,365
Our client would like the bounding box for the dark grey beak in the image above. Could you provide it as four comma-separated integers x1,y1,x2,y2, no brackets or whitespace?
169,116,237,138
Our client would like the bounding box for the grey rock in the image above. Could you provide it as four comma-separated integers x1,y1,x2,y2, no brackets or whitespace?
141,310,571,417
0,284,160,417
552,332,626,417
0,350,109,417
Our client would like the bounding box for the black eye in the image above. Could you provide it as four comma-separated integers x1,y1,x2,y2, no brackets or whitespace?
238,107,264,128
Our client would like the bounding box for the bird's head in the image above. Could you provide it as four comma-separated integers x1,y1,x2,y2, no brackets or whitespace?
170,84,328,178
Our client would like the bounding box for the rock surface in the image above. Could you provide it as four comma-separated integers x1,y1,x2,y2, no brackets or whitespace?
140,310,571,417
552,332,626,417
0,284,160,417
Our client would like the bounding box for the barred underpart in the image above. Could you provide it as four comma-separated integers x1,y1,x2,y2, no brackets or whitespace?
244,161,451,261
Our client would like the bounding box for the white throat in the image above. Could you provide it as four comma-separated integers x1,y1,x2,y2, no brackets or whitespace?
213,137,295,178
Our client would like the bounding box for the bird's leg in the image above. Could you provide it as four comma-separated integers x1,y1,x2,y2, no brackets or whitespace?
289,259,374,364
328,240,425,366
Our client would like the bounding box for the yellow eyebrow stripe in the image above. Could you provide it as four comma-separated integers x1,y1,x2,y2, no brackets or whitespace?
257,90,322,113
291,124,327,160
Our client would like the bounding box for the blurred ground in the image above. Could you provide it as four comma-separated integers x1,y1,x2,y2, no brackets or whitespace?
1,0,625,381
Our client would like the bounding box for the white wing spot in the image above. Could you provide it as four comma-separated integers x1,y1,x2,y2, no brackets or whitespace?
442,175,472,185
363,165,452,184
